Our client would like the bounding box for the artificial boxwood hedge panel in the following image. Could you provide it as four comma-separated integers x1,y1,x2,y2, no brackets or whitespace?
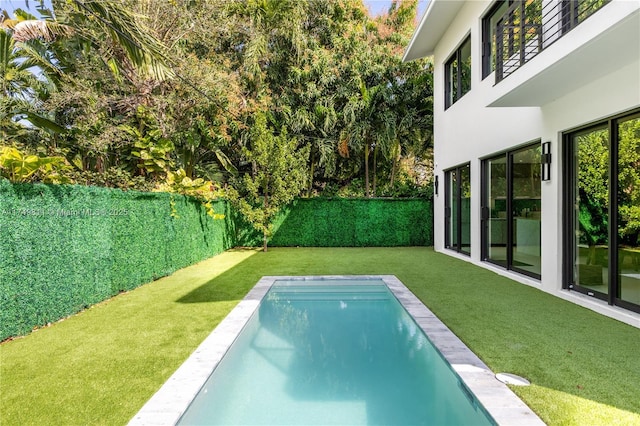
269,198,433,247
162,197,234,276
0,180,234,340
0,182,115,340
1,181,432,340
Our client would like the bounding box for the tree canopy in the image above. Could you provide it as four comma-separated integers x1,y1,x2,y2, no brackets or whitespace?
0,0,435,247
1,0,433,198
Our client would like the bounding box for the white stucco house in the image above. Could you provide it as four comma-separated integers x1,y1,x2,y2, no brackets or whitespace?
404,0,640,327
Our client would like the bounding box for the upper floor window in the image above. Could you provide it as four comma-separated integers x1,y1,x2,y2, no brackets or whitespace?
561,0,610,34
445,36,471,109
482,0,510,79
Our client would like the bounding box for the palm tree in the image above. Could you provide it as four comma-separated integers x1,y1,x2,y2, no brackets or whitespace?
0,27,42,99
0,23,64,141
343,80,398,197
1,1,172,82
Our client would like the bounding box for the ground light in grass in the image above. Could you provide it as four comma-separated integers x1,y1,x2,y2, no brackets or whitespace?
131,276,542,425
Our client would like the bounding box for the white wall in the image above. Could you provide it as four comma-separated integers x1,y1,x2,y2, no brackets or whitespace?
539,58,640,293
431,1,541,257
430,0,640,326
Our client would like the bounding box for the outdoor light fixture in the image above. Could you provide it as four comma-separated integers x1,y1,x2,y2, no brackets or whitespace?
434,175,439,195
541,141,551,181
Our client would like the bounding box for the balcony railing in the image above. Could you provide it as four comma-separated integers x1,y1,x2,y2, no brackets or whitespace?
495,0,610,83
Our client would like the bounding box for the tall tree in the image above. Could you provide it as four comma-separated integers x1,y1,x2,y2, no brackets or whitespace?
230,112,308,252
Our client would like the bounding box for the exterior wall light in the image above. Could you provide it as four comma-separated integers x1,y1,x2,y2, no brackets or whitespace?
542,141,551,181
434,175,439,195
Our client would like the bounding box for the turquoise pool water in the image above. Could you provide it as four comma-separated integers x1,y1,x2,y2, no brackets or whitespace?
177,279,495,425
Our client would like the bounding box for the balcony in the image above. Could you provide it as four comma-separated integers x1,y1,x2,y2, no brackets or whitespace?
495,0,610,83
487,0,639,107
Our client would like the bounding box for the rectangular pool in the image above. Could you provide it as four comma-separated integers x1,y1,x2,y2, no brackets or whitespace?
130,276,544,426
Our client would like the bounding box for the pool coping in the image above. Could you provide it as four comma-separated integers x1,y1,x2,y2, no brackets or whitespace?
128,275,545,426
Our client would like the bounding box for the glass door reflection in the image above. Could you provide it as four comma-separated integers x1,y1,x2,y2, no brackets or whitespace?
511,145,541,276
447,169,459,250
486,155,508,267
617,113,640,307
445,164,471,255
573,125,609,298
460,165,471,255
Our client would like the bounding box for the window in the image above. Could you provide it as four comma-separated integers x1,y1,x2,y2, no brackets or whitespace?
482,1,509,79
564,109,640,313
561,0,610,35
445,36,471,109
445,164,471,255
494,1,543,82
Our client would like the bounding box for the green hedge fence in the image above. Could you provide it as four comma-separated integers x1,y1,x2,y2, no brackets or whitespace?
269,197,433,247
0,181,236,340
0,180,432,340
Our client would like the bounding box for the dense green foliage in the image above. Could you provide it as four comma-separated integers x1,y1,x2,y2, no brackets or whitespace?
0,179,235,340
269,197,432,247
0,0,433,199
1,0,434,242
0,145,70,183
1,248,638,425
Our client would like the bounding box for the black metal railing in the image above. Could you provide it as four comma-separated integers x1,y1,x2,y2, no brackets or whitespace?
495,0,610,83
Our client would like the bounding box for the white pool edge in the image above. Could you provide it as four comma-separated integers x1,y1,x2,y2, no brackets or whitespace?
128,275,545,426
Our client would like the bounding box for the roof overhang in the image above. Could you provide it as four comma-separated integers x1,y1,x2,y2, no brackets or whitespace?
403,0,465,62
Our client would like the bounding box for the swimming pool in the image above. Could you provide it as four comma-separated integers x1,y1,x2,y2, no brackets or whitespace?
130,276,544,425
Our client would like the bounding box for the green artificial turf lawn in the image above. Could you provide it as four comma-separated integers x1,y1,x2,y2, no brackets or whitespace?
1,247,639,425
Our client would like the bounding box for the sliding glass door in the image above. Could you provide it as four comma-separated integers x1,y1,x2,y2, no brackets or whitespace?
512,146,542,276
445,164,471,255
565,110,640,313
568,124,610,297
482,143,542,278
617,113,640,309
484,155,508,267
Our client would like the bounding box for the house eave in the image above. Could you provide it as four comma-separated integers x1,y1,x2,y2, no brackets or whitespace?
403,0,466,62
